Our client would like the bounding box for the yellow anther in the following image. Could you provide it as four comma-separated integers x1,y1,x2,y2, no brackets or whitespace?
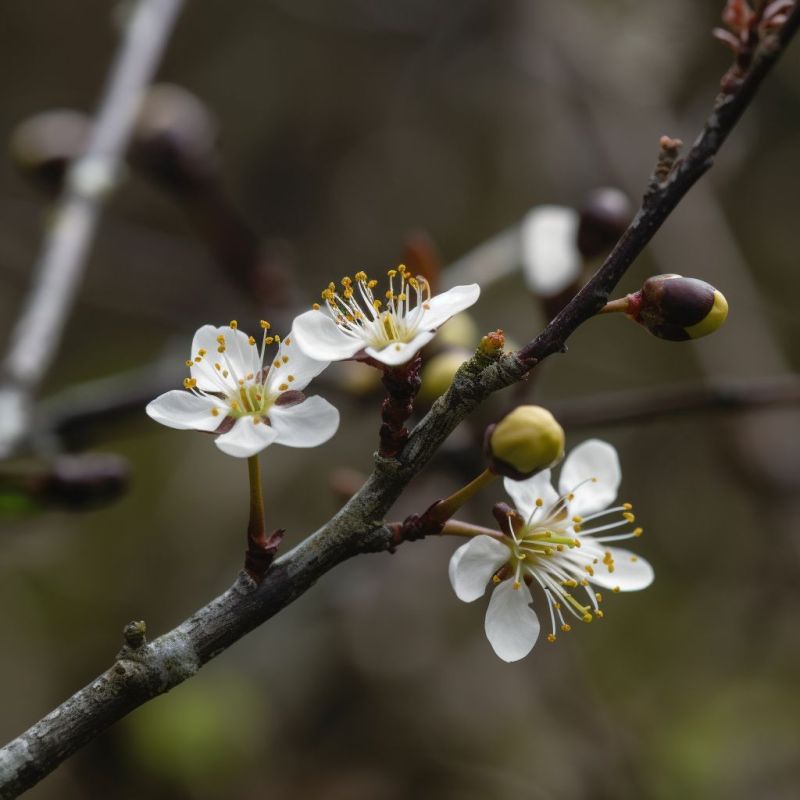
214,363,222,371
341,276,352,286
273,335,281,344
594,610,604,619
567,492,575,501
612,586,621,593
547,634,556,643
230,401,240,411
287,375,295,382
343,288,354,299
354,271,367,282
585,565,595,576
210,407,220,417
260,320,271,330
265,337,274,345
573,539,582,548
491,575,501,584
248,336,256,346
580,579,589,587
246,373,254,380
222,370,229,378
282,355,289,364
582,614,593,624
216,335,225,344
373,300,382,309
217,345,225,353
238,378,245,386
634,527,644,537
185,359,193,367
285,337,291,345
535,498,543,507
556,544,564,552
385,290,394,300
194,356,202,363
512,581,521,590
591,477,598,483
198,348,207,357
273,360,281,368
560,623,571,633
630,555,638,562
573,524,582,533
368,280,378,288
183,377,197,389
312,302,321,310
279,383,289,391
572,515,583,524
595,592,603,602
229,320,238,329
387,269,397,278
623,512,636,523
398,263,407,272
397,293,407,302
623,502,633,510
423,302,430,309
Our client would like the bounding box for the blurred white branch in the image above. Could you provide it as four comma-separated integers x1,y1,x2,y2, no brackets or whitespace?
0,0,185,459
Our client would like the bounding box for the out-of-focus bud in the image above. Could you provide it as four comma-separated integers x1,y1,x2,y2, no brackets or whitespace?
576,187,631,259
41,453,130,510
9,110,91,195
130,84,219,192
520,205,581,298
437,312,479,350
624,274,729,341
419,348,471,401
485,405,565,480
403,230,442,291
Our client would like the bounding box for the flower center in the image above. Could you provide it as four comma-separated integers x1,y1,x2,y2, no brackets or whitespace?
314,264,432,348
182,321,298,423
499,480,642,644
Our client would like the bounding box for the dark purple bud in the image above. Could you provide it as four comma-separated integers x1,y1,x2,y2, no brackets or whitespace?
576,188,632,259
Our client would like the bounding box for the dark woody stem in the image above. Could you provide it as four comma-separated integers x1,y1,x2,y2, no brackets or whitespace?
378,354,423,457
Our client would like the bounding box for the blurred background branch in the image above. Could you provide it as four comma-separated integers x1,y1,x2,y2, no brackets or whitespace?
0,0,185,459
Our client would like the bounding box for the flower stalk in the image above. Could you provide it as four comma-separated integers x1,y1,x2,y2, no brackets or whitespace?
243,455,284,582
378,354,423,457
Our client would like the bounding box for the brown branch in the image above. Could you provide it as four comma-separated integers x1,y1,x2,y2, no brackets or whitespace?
2,7,799,797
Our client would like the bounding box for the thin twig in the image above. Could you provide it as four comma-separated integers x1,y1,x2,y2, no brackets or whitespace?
0,0,186,460
1,7,798,797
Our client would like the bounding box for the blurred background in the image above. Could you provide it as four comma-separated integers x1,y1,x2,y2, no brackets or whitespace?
1,1,799,798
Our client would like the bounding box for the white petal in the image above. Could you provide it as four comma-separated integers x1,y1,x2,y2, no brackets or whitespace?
269,395,340,448
365,329,437,366
587,546,655,592
189,325,260,392
448,535,511,602
145,390,226,432
484,580,540,662
520,205,581,297
266,330,329,395
559,439,621,517
419,284,481,330
503,470,559,520
292,310,365,362
215,417,278,458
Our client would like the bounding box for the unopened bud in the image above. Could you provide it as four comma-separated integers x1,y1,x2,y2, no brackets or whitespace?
485,405,565,480
626,274,728,341
419,348,471,401
130,84,219,192
42,454,130,510
576,188,631,259
10,110,91,195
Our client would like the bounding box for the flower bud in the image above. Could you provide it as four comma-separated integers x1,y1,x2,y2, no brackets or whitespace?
419,348,471,401
628,274,728,341
42,454,130,510
576,188,631,259
485,405,565,480
10,110,91,195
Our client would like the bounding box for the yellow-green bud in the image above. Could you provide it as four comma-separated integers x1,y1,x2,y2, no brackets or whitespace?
628,274,728,341
437,312,479,349
419,348,471,401
486,406,565,479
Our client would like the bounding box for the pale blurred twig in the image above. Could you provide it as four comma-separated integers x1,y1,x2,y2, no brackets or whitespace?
0,0,185,459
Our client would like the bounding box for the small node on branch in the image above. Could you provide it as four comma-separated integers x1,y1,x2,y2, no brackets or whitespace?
652,136,684,187
600,274,729,341
244,528,285,582
479,329,506,357
122,620,147,650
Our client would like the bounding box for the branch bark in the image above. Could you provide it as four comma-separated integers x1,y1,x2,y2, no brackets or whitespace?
2,6,799,797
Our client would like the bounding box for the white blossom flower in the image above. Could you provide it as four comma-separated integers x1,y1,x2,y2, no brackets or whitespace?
146,321,339,458
520,205,581,297
292,265,480,367
448,439,653,662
